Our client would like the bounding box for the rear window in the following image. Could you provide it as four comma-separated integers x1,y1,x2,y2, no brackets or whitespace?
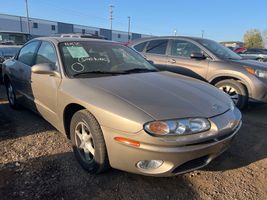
133,42,147,52
146,40,168,55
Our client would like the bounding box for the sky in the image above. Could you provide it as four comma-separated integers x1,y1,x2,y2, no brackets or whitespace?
0,0,266,42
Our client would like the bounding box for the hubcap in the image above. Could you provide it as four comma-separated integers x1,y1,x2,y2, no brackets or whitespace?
7,83,15,105
74,121,95,161
219,85,239,104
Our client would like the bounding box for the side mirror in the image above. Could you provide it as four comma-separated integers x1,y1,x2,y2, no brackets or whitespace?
190,52,206,60
31,63,60,77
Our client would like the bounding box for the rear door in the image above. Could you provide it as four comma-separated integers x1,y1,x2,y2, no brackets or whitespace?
166,39,210,81
14,41,40,100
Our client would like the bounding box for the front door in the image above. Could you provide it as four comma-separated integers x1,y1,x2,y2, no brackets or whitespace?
166,39,210,81
30,41,61,127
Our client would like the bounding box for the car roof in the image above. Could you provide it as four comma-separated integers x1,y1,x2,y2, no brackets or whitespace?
129,36,205,44
31,37,117,45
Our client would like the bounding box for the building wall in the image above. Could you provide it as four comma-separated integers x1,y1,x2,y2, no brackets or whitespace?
0,14,149,42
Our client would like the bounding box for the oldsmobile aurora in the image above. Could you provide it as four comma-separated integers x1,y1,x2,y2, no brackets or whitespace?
2,38,242,176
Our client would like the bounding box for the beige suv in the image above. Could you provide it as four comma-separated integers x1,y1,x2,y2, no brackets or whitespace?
128,36,267,109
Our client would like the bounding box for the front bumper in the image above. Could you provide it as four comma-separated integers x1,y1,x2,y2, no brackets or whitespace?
249,77,267,103
102,108,242,177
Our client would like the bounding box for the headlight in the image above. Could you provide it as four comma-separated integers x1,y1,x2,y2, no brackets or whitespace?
144,118,211,136
255,69,267,79
245,67,267,79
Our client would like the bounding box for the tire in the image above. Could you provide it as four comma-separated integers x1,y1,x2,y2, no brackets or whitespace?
5,80,19,109
70,109,109,174
215,79,248,110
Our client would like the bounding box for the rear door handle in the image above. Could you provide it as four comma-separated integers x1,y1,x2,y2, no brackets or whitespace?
168,59,176,64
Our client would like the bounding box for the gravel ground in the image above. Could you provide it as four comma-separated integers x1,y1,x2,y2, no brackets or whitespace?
0,85,266,200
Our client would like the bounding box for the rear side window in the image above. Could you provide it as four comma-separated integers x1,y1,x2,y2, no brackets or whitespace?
133,42,147,52
146,40,168,55
18,41,40,66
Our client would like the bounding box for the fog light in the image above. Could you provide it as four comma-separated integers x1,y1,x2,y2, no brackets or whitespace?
136,160,163,170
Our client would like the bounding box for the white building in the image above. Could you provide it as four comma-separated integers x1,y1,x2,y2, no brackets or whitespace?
0,13,150,42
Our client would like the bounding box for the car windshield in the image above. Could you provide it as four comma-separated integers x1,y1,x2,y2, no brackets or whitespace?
59,41,157,78
196,38,242,60
0,32,30,45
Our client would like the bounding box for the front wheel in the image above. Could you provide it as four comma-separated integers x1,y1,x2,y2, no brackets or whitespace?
70,109,109,174
215,79,248,110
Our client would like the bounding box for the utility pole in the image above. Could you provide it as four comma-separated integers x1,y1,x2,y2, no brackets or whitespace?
109,5,114,31
109,4,113,40
128,16,131,42
25,0,30,34
201,30,204,38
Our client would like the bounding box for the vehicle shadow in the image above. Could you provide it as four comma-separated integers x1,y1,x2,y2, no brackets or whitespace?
0,152,200,200
0,86,55,140
203,103,267,171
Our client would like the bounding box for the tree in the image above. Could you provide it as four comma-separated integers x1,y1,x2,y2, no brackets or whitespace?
262,30,267,47
243,29,264,48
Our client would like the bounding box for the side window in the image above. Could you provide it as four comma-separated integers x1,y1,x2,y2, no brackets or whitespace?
171,40,202,58
146,40,168,55
133,42,147,52
36,41,57,65
18,41,40,66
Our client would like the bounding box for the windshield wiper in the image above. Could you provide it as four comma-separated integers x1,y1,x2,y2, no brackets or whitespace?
73,70,126,77
121,68,158,74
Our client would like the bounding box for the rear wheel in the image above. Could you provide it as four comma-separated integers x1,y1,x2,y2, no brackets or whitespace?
5,80,19,109
70,109,109,174
215,79,248,110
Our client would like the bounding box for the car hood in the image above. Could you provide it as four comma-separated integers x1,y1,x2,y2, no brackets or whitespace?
230,59,267,70
0,45,21,57
79,71,231,120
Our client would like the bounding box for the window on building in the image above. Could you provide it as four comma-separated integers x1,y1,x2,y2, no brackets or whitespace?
33,22,38,29
146,40,168,55
51,25,56,31
95,31,99,36
82,29,85,34
118,34,121,39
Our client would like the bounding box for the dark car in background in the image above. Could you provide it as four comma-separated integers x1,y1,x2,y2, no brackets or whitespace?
238,48,267,62
0,31,31,83
128,36,267,109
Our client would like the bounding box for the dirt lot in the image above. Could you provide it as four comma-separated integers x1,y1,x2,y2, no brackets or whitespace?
0,85,266,200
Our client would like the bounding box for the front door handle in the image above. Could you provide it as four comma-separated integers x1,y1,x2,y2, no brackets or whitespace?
168,59,176,64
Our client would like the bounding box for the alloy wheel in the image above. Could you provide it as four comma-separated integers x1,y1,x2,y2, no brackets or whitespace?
74,121,95,162
219,85,239,104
